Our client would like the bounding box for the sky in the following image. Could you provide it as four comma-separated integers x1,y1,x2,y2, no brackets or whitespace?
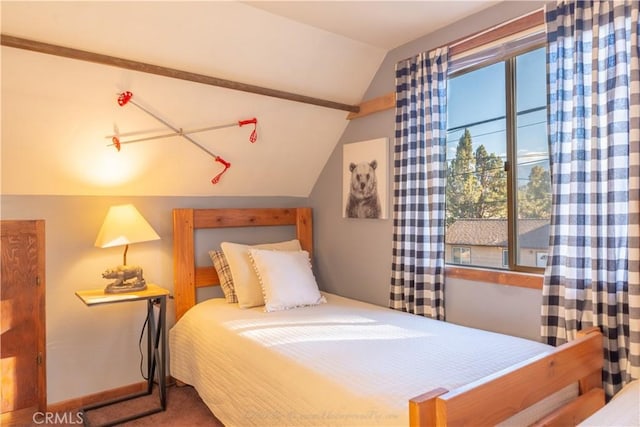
446,46,548,175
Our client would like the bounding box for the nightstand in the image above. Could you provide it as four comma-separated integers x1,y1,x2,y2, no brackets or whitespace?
75,284,169,426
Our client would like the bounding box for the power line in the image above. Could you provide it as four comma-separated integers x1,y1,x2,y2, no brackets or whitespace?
446,119,547,144
447,106,546,133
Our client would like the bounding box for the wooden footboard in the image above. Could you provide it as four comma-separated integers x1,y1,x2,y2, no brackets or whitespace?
409,327,604,427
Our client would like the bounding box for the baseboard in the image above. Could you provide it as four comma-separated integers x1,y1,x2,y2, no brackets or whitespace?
46,381,147,413
1,406,39,426
46,376,177,413
1,386,146,427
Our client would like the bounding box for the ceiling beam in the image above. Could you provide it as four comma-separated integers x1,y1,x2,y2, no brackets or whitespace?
1,34,360,114
347,92,395,120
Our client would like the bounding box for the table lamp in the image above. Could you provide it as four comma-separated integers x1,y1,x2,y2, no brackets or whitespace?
94,204,160,293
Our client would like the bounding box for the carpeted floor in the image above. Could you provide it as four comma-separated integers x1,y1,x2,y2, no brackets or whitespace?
84,384,223,426
18,385,224,427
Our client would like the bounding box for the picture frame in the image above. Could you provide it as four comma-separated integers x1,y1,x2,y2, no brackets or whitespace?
342,137,388,219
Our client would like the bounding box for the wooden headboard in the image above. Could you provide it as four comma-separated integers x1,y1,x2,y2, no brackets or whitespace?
172,207,312,321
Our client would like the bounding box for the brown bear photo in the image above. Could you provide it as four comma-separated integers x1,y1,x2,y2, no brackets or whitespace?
342,138,388,219
345,160,381,218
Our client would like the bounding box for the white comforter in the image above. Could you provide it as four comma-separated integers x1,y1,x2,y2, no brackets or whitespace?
169,293,573,426
579,380,639,427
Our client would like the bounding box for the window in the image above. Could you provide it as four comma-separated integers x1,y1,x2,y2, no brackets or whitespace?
536,251,548,268
445,43,551,273
452,247,471,264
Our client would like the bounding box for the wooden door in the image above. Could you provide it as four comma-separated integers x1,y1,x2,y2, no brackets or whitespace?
1,220,46,419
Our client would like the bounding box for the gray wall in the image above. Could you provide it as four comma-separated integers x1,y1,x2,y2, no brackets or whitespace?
309,1,546,341
1,195,307,404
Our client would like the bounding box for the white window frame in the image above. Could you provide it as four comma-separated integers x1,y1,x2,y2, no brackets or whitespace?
452,246,471,265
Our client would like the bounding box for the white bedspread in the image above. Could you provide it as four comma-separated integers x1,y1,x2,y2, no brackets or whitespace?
169,293,574,426
579,380,639,427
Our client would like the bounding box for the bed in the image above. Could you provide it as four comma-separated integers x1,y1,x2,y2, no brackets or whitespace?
578,380,639,427
170,207,605,426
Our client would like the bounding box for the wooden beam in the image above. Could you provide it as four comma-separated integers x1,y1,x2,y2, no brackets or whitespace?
0,34,360,114
346,92,395,120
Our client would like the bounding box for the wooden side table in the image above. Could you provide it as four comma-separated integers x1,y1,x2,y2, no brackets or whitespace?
75,284,169,426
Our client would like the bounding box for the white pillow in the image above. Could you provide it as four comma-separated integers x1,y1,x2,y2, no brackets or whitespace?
221,239,301,308
248,248,326,312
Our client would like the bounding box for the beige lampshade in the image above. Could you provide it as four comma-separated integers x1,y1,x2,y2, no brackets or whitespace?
94,204,160,249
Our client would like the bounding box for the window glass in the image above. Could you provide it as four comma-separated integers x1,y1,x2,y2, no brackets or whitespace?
452,247,471,264
515,48,551,268
536,251,548,268
446,62,507,269
445,46,550,272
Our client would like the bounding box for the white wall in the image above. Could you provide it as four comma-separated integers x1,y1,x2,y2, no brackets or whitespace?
445,280,543,340
1,1,384,198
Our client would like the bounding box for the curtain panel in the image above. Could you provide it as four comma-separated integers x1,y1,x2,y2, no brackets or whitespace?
542,0,640,397
389,48,448,319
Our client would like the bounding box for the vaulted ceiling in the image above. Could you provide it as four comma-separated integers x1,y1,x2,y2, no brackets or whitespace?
1,1,497,197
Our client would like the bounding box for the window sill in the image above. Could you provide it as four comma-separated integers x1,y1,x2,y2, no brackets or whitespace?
445,265,543,290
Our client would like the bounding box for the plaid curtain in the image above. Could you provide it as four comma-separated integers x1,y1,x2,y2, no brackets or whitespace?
542,0,640,397
389,48,448,319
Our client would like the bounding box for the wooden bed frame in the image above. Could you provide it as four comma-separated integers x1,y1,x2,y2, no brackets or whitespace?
172,206,605,427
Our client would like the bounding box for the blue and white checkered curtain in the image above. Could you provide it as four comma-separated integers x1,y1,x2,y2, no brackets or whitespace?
389,48,448,320
542,0,640,397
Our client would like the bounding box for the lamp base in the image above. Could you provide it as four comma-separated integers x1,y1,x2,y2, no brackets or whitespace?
104,279,147,294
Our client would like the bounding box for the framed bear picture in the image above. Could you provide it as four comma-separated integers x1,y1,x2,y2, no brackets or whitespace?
342,137,388,219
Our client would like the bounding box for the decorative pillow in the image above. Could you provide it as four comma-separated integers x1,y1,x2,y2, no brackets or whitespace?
208,250,237,303
221,239,302,308
248,248,326,312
